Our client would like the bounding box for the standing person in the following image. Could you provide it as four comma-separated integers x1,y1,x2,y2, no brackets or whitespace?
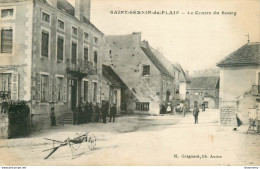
95,103,101,122
109,104,117,122
166,102,172,114
102,101,109,123
193,105,200,124
160,101,166,114
50,107,56,126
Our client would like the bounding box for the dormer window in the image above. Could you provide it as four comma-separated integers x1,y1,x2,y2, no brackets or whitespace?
94,37,98,44
72,27,78,36
84,32,89,40
58,19,64,30
42,12,50,23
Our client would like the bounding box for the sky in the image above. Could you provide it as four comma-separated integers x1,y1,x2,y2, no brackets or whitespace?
69,0,259,72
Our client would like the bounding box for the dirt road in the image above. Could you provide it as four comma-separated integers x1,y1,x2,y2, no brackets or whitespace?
0,110,259,166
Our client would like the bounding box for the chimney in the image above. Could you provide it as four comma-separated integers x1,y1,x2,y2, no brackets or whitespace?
46,0,57,7
75,0,91,21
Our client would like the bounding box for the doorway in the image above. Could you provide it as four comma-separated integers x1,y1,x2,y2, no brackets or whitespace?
71,79,77,111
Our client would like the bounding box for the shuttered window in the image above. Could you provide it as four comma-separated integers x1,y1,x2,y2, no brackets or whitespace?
93,82,97,102
71,42,77,63
94,51,98,69
57,77,63,101
83,81,88,102
1,29,13,53
41,74,49,102
0,73,18,100
41,31,49,57
57,36,64,61
84,47,88,60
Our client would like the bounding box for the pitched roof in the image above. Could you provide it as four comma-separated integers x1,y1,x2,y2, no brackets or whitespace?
41,0,103,34
102,65,127,88
217,42,260,67
141,43,173,78
187,76,219,90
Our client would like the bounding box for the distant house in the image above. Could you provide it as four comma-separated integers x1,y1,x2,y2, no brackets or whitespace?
187,76,219,109
103,32,186,114
217,42,260,124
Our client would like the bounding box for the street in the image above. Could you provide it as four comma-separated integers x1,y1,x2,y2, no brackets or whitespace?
0,109,259,166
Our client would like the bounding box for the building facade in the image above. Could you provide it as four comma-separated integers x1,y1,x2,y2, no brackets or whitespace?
217,42,260,124
0,0,104,130
186,76,220,109
103,32,186,114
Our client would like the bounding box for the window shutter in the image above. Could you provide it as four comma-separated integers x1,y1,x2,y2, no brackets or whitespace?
11,73,18,100
63,77,67,102
81,80,84,99
49,75,53,102
1,29,13,53
36,73,41,102
53,77,57,102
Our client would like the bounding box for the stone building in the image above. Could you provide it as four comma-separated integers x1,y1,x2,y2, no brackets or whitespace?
186,76,220,109
217,42,260,124
103,32,185,114
0,0,104,130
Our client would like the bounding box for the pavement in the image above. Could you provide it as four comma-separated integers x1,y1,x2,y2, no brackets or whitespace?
0,109,259,166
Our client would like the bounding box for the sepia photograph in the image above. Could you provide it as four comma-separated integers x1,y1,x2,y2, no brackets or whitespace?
0,0,259,167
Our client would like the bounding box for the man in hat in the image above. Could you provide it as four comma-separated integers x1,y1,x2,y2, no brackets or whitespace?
193,105,200,124
109,104,117,123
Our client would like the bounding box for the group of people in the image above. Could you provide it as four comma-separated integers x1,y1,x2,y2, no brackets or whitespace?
160,101,185,116
50,100,118,126
159,100,200,124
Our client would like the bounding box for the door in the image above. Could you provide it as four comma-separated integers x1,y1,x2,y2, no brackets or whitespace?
71,79,77,111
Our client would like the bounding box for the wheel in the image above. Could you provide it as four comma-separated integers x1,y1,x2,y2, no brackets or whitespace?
87,133,96,150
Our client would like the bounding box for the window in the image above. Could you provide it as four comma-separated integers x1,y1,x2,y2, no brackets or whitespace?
57,20,64,30
143,65,150,76
57,77,63,101
42,12,50,23
84,47,89,61
94,51,98,69
94,37,98,44
41,31,49,57
1,9,13,19
83,81,88,102
109,50,112,57
258,72,260,94
71,42,77,63
0,73,18,100
0,73,11,100
93,82,97,102
135,102,150,111
84,32,89,40
1,29,13,53
57,36,64,61
41,74,49,102
72,27,77,36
